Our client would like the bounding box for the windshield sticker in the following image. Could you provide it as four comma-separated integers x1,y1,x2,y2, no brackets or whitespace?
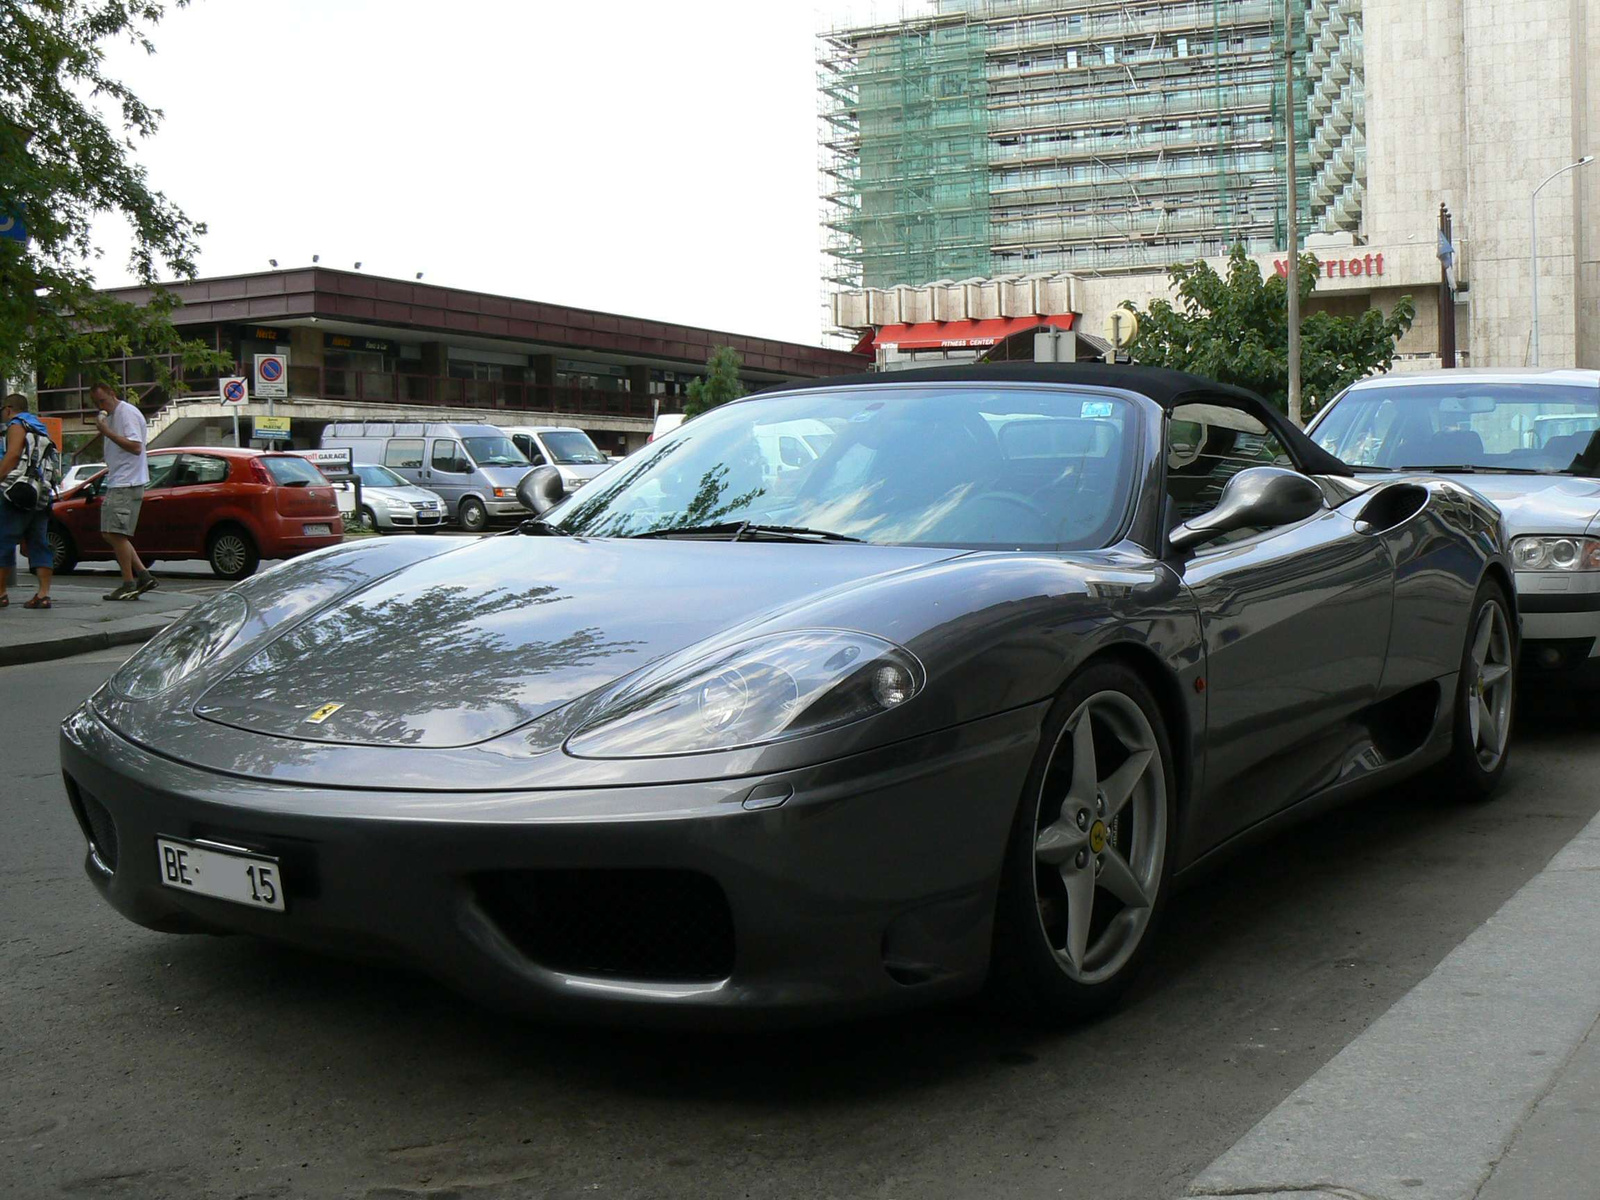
1080,401,1115,418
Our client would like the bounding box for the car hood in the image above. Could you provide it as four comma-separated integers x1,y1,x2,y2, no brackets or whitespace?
1423,473,1600,537
368,485,441,504
193,536,963,748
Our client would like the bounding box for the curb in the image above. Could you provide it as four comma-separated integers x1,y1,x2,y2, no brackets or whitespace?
1183,808,1600,1200
0,620,174,668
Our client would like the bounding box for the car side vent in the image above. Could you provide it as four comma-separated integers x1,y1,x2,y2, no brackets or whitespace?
66,779,119,874
1354,484,1429,535
475,868,735,984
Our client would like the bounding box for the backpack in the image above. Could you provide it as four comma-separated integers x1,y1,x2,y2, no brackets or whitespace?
2,416,60,510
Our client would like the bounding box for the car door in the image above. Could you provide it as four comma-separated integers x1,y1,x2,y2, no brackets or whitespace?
426,437,471,516
126,452,182,556
1168,401,1395,852
156,452,233,555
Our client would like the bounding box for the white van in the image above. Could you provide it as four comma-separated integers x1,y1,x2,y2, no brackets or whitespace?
321,421,530,532
500,426,612,493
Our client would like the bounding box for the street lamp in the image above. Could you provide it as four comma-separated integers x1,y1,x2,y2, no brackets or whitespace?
1530,154,1594,366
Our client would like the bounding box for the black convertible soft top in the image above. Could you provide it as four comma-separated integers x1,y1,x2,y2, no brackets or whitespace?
759,362,1352,478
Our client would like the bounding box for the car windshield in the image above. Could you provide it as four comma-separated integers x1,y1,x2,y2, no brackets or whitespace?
545,385,1141,549
461,436,527,467
353,464,406,488
1313,382,1600,474
263,457,328,486
540,430,608,465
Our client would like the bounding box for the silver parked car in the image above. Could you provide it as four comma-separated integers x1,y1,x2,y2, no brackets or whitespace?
335,463,447,533
1310,367,1600,684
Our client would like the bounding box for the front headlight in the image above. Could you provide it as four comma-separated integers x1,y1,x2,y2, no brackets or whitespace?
1512,535,1600,571
565,630,924,758
110,592,250,699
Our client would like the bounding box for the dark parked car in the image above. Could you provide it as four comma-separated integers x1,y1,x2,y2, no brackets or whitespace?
50,447,343,580
60,365,1513,1025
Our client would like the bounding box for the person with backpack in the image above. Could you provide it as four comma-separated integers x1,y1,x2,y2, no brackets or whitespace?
0,394,58,610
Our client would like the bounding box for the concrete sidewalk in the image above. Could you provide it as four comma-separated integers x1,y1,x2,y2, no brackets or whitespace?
0,580,200,666
1185,807,1600,1200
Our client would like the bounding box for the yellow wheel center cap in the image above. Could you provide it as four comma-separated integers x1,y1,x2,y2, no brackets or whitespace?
1089,820,1108,854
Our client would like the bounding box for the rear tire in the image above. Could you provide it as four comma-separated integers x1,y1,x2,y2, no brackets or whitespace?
207,526,260,581
1443,578,1516,799
48,523,78,574
458,496,488,533
989,661,1177,1025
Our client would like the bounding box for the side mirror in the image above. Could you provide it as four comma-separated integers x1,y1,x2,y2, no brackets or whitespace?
1169,466,1325,553
516,465,565,515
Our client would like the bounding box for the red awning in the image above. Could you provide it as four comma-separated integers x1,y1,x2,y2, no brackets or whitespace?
873,313,1076,350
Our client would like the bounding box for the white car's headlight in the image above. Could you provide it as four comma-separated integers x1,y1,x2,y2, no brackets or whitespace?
1512,535,1600,571
110,592,249,699
565,630,924,758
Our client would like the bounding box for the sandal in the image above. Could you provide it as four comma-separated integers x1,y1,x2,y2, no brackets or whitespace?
23,595,51,609
0,595,8,608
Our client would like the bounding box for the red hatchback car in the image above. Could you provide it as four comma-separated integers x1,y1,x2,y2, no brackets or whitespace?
48,447,343,580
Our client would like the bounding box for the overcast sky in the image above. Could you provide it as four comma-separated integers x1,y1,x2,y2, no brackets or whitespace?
92,0,933,349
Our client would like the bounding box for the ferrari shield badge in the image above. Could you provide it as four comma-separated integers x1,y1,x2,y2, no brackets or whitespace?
305,702,345,725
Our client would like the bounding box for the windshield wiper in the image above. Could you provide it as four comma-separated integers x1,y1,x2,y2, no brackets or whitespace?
1398,464,1545,475
628,521,862,543
514,516,572,536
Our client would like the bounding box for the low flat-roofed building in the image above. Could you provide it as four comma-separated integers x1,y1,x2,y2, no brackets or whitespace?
42,268,867,456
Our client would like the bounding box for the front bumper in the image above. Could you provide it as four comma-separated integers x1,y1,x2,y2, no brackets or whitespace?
1517,572,1600,685
377,508,445,530
59,701,1041,1024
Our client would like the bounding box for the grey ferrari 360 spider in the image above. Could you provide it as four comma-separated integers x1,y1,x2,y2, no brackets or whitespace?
61,364,1516,1025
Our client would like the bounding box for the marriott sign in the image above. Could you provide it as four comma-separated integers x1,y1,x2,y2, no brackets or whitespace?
1275,253,1385,279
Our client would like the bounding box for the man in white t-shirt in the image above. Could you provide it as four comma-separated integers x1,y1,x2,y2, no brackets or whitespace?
93,383,158,600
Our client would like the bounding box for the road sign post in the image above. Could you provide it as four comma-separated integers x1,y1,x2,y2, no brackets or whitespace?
220,377,249,447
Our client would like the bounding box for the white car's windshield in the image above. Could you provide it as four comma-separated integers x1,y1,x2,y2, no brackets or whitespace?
353,464,407,488
1314,382,1600,474
546,385,1142,549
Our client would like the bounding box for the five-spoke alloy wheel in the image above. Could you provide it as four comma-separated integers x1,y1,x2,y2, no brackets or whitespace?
992,661,1175,1022
1447,579,1516,797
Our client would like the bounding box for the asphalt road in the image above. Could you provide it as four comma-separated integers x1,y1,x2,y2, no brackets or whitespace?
4,653,1599,1200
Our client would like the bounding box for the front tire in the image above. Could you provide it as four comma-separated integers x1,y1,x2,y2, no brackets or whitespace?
207,526,260,581
1444,578,1515,798
989,661,1176,1024
458,496,488,533
358,506,379,533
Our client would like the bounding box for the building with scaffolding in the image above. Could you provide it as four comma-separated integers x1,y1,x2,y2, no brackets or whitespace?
820,0,1357,285
821,0,1599,372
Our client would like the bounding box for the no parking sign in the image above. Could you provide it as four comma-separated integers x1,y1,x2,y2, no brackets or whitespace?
254,353,288,399
220,377,249,405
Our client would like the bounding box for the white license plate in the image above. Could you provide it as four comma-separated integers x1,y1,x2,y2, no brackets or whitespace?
156,837,285,912
304,523,333,536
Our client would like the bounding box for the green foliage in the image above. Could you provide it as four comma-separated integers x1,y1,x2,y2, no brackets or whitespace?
1,1,230,390
1122,246,1416,417
682,346,746,420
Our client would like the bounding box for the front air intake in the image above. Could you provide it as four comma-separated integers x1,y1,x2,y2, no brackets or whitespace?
475,868,735,983
66,778,119,873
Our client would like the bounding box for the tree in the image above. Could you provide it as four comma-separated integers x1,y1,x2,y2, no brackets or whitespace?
1122,246,1415,418
682,346,746,420
1,1,230,394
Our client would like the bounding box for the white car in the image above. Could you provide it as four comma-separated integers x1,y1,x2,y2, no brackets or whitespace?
60,462,104,491
1310,367,1600,685
333,463,448,533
